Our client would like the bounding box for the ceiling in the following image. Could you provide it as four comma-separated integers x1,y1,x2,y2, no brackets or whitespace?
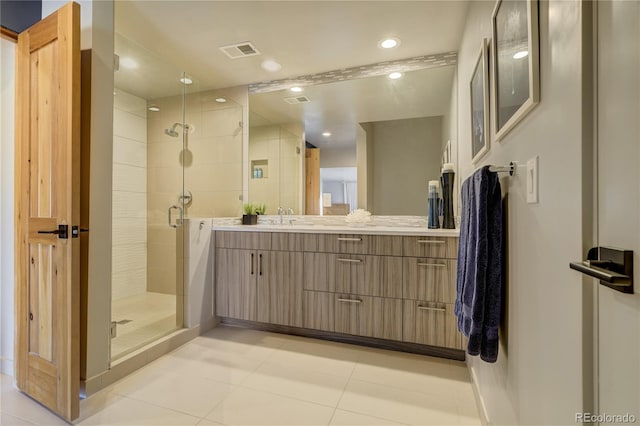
249,65,456,149
114,1,470,96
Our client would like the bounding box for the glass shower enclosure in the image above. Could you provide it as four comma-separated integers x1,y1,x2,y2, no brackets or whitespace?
111,33,191,360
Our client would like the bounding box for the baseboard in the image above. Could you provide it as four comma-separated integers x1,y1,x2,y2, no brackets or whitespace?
221,318,466,361
469,364,491,426
0,358,14,376
81,326,200,397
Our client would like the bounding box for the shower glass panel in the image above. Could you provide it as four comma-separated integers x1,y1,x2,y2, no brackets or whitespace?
182,89,244,218
111,33,186,360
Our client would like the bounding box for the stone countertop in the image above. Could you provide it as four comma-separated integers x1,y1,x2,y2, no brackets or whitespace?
211,223,459,237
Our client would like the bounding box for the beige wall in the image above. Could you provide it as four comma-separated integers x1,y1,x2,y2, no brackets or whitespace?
319,147,357,168
112,89,148,301
369,116,443,215
457,1,588,424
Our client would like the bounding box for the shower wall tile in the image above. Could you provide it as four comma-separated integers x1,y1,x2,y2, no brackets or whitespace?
113,163,147,193
113,218,147,247
202,108,243,137
113,89,148,301
217,135,243,164
114,88,147,118
148,141,182,168
114,108,147,142
187,191,242,218
114,136,146,168
113,191,147,219
113,243,147,275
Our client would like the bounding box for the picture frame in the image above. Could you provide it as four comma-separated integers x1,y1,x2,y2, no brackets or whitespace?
470,39,490,164
491,0,540,141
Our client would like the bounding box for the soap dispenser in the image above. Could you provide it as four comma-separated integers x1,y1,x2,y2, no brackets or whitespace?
440,163,456,229
427,180,441,229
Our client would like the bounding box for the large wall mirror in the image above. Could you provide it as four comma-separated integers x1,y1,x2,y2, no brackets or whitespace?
248,63,458,216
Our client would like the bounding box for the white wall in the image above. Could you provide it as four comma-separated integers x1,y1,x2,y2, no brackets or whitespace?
457,1,587,424
112,89,147,301
0,38,16,376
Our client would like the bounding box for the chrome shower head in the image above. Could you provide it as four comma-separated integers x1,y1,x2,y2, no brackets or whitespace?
164,123,181,137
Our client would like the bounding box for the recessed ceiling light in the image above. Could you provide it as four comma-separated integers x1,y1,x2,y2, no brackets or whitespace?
388,72,403,80
215,97,227,103
322,132,332,137
180,76,193,85
379,37,400,49
119,57,138,69
261,59,282,72
148,105,160,112
290,86,303,93
513,50,529,59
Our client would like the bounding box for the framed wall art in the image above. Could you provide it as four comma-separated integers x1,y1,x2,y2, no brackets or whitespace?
491,0,540,141
470,39,490,164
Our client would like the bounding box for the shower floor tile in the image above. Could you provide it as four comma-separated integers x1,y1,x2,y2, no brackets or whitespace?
111,292,177,359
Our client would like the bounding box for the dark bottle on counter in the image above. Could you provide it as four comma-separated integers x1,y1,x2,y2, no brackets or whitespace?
427,180,441,229
440,163,455,229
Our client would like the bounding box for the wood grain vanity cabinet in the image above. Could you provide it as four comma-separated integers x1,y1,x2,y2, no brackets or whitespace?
215,232,304,327
215,229,464,355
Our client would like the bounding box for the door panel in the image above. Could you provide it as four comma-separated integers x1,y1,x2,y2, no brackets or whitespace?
15,2,80,421
596,0,640,419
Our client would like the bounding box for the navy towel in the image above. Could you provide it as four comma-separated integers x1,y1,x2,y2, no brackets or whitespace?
455,166,504,363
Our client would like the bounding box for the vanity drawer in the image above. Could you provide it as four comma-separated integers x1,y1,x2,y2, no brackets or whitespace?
216,231,271,250
402,236,458,259
403,257,457,303
303,252,403,298
303,233,403,256
335,293,403,341
403,300,463,349
270,232,304,252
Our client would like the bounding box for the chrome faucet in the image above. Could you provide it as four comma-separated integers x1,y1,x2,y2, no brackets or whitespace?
277,207,285,224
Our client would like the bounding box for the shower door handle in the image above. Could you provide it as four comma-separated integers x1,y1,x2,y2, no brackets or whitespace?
168,205,183,228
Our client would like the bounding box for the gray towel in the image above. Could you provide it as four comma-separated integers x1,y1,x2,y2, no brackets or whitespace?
455,166,504,363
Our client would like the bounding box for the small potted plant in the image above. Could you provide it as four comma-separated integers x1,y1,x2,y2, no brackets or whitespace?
242,203,266,225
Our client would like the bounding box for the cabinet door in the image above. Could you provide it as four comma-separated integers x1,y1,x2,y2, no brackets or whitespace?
257,250,304,327
303,290,334,332
335,255,403,298
335,294,403,341
215,248,256,321
403,300,463,349
403,258,457,302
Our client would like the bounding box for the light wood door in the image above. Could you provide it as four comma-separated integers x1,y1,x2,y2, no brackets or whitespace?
14,2,81,421
305,148,320,215
215,248,256,321
257,251,304,327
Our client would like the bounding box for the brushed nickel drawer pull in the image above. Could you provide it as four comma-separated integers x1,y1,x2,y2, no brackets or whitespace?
417,262,447,268
337,237,363,242
417,239,445,244
337,298,362,303
337,258,363,263
417,305,446,312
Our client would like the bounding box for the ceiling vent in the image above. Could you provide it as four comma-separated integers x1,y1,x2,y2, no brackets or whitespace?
284,96,311,104
219,42,261,59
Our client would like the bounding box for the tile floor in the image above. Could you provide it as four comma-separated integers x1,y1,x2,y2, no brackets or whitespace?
111,292,178,359
0,326,481,426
